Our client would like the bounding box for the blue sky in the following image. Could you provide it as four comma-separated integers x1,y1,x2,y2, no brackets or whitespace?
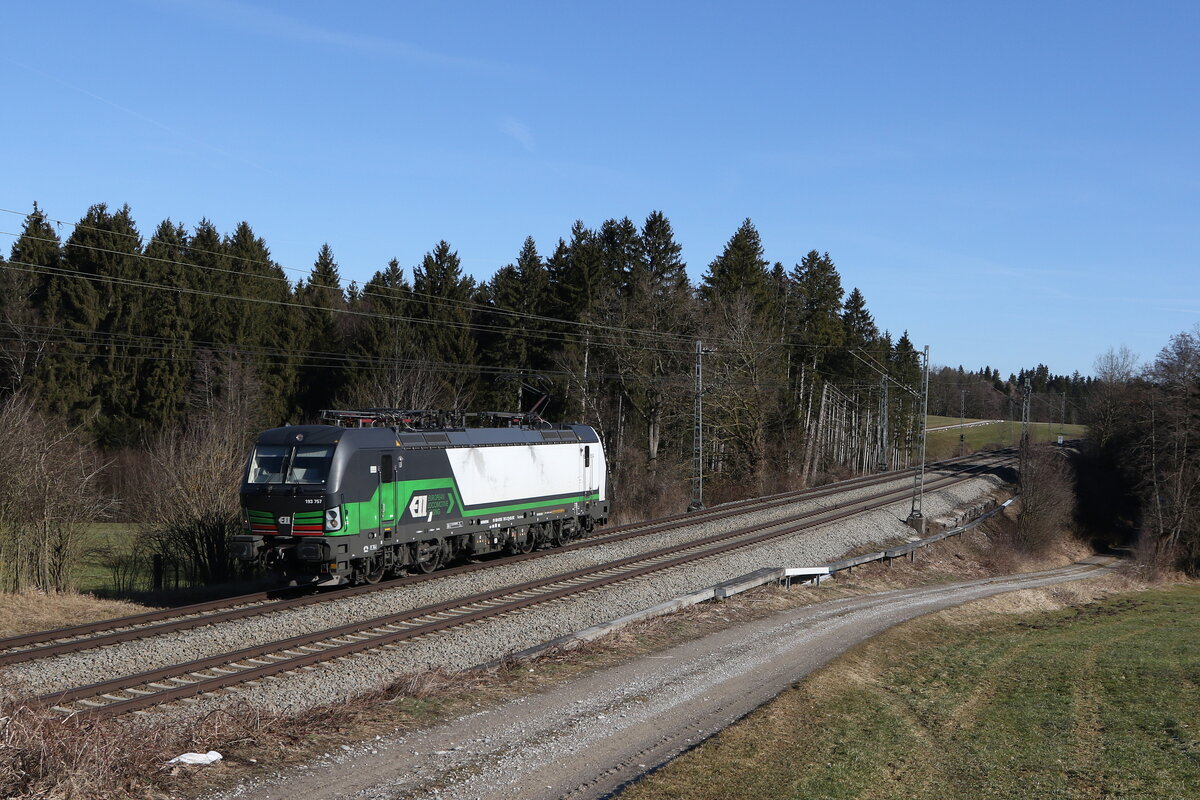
2,0,1196,377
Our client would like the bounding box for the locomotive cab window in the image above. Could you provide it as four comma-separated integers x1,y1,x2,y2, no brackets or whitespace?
287,445,335,485
248,444,335,485
584,446,590,467
248,445,289,484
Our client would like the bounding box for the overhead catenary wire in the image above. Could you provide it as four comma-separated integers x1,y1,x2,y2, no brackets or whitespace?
0,208,935,412
0,252,911,392
1,241,802,359
0,234,702,353
0,255,709,360
0,327,898,396
0,213,911,356
5,207,802,347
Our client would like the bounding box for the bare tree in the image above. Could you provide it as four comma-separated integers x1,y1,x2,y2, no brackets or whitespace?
1088,345,1140,448
1015,443,1076,553
138,356,261,586
1138,329,1200,573
704,294,784,495
1087,331,1200,576
139,410,250,586
0,393,112,592
337,346,448,412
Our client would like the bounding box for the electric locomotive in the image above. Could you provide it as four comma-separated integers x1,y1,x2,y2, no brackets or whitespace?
231,410,609,586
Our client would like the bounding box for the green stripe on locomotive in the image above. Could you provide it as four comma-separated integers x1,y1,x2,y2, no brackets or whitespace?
333,476,600,537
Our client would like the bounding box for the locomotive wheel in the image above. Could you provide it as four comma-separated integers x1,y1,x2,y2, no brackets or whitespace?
362,554,386,584
517,528,535,554
529,523,545,550
414,540,443,574
504,528,534,556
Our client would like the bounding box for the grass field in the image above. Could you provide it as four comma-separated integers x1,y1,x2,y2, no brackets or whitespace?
75,522,141,593
926,414,996,428
623,585,1200,800
926,419,1086,460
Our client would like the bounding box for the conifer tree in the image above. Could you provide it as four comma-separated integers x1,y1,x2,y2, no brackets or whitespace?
49,204,142,439
842,287,878,347
89,205,146,444
477,236,553,409
789,250,845,370
296,243,346,414
137,220,194,433
226,221,297,423
640,211,689,302
344,258,422,407
187,219,231,347
412,241,477,406
545,224,613,421
600,217,644,298
550,221,610,323
838,287,879,385
769,261,789,339
514,235,552,372
892,331,921,387
8,203,61,304
611,211,693,464
699,218,770,307
2,204,61,391
362,259,410,318
700,219,781,493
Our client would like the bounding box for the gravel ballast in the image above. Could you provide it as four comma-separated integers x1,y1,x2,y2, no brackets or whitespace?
5,470,1004,716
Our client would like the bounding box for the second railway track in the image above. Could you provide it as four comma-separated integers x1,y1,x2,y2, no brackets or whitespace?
0,451,1007,667
25,454,1012,717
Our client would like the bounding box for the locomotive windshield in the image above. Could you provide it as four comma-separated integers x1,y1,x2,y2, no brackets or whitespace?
287,445,335,484
247,444,335,485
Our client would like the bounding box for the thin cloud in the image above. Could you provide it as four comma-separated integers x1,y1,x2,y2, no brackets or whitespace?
500,117,535,153
4,57,272,174
1124,297,1200,315
161,0,511,73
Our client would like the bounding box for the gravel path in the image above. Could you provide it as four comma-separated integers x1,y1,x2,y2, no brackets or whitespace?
205,557,1113,800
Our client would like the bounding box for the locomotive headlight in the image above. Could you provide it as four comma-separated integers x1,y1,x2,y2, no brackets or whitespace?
325,507,342,531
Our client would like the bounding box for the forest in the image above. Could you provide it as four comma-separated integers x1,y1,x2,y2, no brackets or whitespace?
0,203,1107,591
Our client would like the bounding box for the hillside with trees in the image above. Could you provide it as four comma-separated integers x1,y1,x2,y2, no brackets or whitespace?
1081,332,1200,576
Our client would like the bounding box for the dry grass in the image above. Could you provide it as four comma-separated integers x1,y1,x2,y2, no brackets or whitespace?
0,667,508,800
2,699,157,799
818,507,1092,596
930,570,1146,628
0,591,154,639
624,582,1200,800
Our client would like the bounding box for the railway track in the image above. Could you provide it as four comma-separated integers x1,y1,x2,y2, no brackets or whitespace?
0,451,1005,667
27,454,1012,717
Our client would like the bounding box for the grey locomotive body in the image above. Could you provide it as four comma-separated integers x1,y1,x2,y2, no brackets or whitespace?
233,411,609,586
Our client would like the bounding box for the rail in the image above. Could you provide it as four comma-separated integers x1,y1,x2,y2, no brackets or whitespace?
492,495,1018,664
28,459,1011,716
0,452,1002,666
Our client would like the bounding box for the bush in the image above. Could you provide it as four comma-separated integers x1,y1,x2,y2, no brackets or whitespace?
1014,444,1076,553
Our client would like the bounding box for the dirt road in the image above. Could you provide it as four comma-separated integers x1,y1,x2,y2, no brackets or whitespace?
209,559,1112,800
